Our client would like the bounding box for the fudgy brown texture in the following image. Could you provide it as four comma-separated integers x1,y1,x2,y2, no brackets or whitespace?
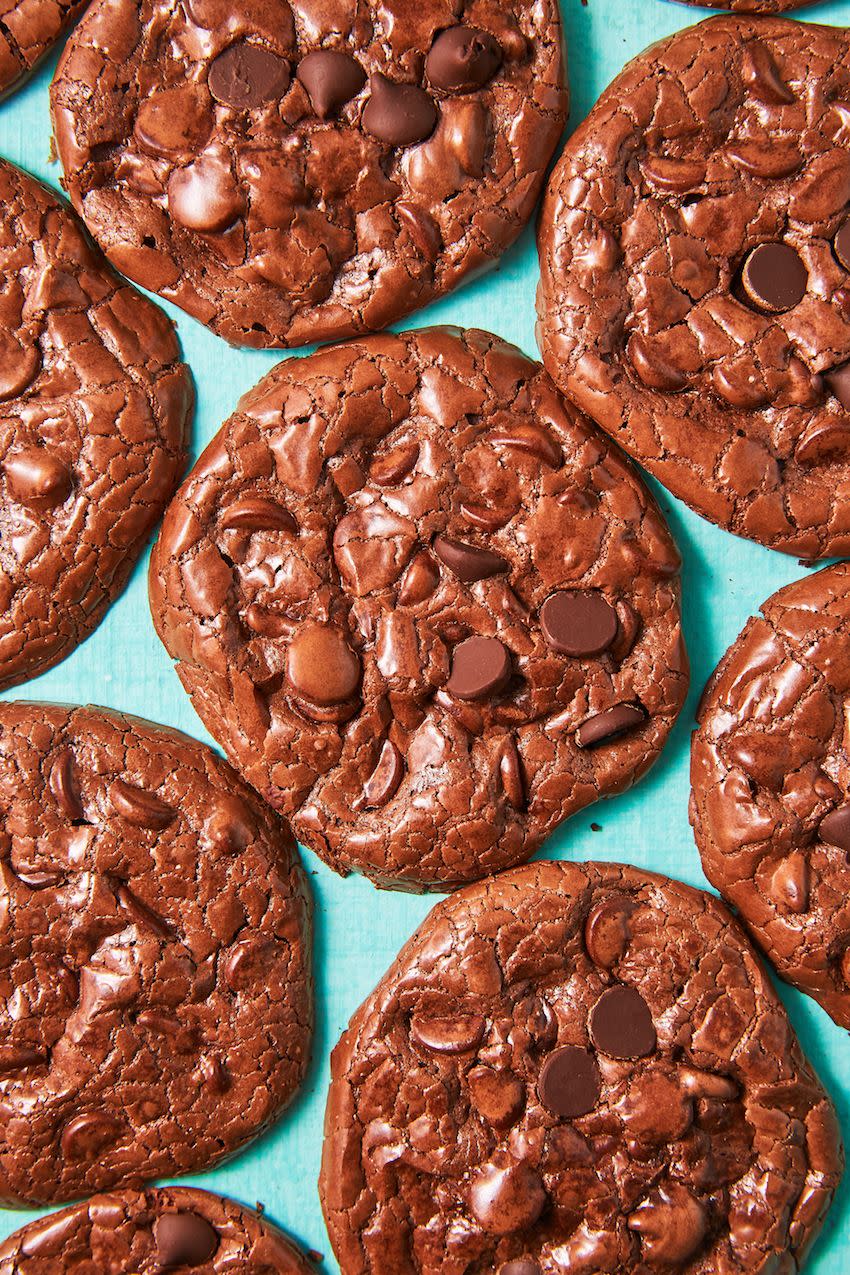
0,0,86,99
0,159,191,691
692,561,850,1031
149,327,688,891
538,16,850,559
0,703,312,1205
321,860,843,1275
0,1185,316,1272
50,0,567,349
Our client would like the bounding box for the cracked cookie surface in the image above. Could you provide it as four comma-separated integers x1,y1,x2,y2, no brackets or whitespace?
0,1185,317,1272
0,702,312,1205
50,0,567,349
0,159,191,691
0,0,86,99
673,1,812,11
149,327,688,891
538,16,850,558
320,859,842,1275
692,561,850,1031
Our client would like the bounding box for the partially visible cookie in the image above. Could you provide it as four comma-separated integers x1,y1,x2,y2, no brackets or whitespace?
0,159,191,690
0,1186,317,1272
673,1,812,11
149,327,688,891
321,860,842,1274
0,0,87,100
692,561,850,1031
50,0,567,348
538,17,850,558
0,702,312,1205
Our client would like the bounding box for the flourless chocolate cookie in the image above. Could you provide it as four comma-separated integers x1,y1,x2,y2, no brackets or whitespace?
692,561,850,1031
538,16,850,559
0,702,312,1205
0,159,191,690
0,0,87,99
50,0,567,349
0,1186,317,1271
673,1,812,11
321,860,842,1274
149,328,688,891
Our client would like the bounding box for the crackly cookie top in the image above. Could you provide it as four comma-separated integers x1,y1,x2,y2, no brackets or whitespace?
149,328,687,891
0,159,191,691
692,561,850,1030
0,702,312,1205
0,0,87,99
0,1186,317,1273
676,1,813,11
50,0,566,349
538,16,850,558
320,860,842,1274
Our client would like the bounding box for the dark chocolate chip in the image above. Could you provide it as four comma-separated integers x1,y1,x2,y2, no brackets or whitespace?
297,50,365,119
740,242,807,313
538,1045,601,1118
834,219,850,272
362,739,404,808
540,590,619,657
825,362,850,411
154,1211,219,1268
500,1262,541,1275
447,636,511,701
575,703,646,749
433,535,509,581
426,26,502,93
362,73,437,146
819,804,850,851
286,623,361,705
208,41,291,110
589,986,656,1059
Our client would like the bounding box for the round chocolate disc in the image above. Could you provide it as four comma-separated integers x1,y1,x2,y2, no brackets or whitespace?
208,41,291,110
538,1045,601,1118
447,636,512,701
540,590,619,657
154,1211,219,1267
589,985,657,1058
740,242,808,314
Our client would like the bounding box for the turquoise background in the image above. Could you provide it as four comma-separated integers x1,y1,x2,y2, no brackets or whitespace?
1,0,850,1268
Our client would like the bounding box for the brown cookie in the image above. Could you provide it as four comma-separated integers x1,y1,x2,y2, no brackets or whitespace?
321,860,843,1274
50,0,567,349
0,159,191,691
0,702,312,1205
0,1186,316,1271
538,16,850,558
691,561,850,1030
149,328,688,891
0,0,87,99
673,1,812,10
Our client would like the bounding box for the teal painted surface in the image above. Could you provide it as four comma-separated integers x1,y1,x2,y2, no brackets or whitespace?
1,0,850,1267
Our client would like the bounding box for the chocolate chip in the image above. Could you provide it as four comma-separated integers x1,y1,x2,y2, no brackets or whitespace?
589,986,656,1059
208,41,290,110
540,590,619,657
825,362,850,411
834,218,850,272
447,636,511,701
740,242,807,313
500,1263,540,1275
433,534,509,581
426,26,502,93
4,447,72,509
154,1211,219,1268
819,804,850,851
286,623,361,706
298,50,365,119
538,1045,601,1118
575,703,646,749
362,739,404,808
362,73,437,146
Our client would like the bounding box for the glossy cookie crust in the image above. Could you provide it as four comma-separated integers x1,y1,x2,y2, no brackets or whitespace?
692,561,850,1030
149,328,688,891
673,1,813,11
0,0,87,99
321,860,842,1275
0,1186,317,1272
51,0,567,349
538,16,850,558
0,703,312,1205
0,159,191,691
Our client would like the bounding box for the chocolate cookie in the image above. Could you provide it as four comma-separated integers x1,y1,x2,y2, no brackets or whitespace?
538,16,850,559
321,860,842,1274
0,159,191,690
0,1186,316,1271
691,561,850,1031
149,328,688,891
0,702,311,1205
0,0,87,99
50,0,567,349
673,1,812,11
